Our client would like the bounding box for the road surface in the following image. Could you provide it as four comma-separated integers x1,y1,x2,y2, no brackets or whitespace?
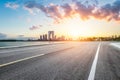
0,42,120,80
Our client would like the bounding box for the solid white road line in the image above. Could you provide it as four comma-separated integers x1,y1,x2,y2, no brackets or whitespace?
88,43,101,80
0,54,44,68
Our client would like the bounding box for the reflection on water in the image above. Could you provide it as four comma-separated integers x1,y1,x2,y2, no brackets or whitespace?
0,41,57,48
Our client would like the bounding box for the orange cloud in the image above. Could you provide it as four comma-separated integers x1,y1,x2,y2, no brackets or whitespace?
24,0,120,23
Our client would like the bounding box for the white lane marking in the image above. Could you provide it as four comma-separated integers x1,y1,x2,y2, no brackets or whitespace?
88,43,101,80
110,43,120,49
0,54,44,68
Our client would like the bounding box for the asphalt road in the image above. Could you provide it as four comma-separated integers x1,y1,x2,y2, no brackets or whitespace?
0,42,120,80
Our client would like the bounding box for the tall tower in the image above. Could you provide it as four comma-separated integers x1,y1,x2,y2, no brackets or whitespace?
48,31,54,40
40,35,42,41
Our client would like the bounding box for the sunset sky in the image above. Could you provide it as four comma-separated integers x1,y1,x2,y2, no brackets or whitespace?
0,0,120,39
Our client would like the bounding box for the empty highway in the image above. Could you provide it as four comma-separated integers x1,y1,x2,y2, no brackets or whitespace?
0,42,120,80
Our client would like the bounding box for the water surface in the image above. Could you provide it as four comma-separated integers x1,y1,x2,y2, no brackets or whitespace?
0,41,55,48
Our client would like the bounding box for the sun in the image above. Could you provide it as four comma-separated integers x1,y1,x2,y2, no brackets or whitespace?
60,14,86,39
59,15,100,39
57,14,104,39
55,13,120,38
69,28,81,40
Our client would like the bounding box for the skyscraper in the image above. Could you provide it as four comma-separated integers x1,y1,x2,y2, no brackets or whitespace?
48,31,54,40
44,34,47,41
40,35,42,40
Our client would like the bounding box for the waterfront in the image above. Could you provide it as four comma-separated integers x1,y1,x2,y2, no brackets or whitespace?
0,42,57,48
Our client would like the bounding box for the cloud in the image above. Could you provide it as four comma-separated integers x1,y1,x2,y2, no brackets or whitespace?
0,33,7,39
29,25,42,30
98,0,120,21
5,2,19,9
23,1,41,15
61,3,74,18
23,6,34,14
24,0,120,23
24,1,62,20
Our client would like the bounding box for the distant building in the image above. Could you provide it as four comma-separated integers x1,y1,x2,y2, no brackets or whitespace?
54,35,57,40
40,34,47,41
42,35,44,40
44,34,47,41
48,31,54,40
40,35,42,40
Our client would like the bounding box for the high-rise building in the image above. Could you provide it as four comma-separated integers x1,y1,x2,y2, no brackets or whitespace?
43,35,45,40
48,31,54,40
41,34,48,41
40,35,42,40
44,34,47,40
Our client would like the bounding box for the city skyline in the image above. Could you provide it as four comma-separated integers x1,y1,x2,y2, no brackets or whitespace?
38,31,120,41
0,0,120,40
